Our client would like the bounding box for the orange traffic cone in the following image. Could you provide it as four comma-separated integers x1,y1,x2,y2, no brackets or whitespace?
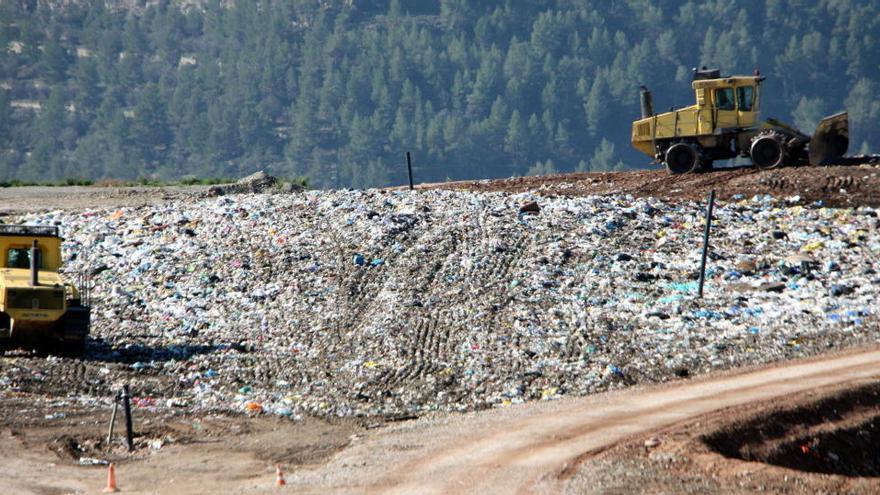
276,464,286,486
103,463,119,492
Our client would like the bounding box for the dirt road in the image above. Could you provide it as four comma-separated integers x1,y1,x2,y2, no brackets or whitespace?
2,349,878,494
282,346,880,494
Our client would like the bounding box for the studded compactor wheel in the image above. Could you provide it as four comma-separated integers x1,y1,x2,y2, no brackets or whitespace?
750,131,787,170
664,142,701,174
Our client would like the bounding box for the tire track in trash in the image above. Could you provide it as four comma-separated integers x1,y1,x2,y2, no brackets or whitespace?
402,224,472,384
365,224,462,394
369,211,531,397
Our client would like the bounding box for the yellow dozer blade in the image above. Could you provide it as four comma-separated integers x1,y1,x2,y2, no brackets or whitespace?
809,112,849,166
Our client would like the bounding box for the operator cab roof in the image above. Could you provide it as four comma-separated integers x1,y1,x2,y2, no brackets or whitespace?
0,225,60,238
692,75,763,90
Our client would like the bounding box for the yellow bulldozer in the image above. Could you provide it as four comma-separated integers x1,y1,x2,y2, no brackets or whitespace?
0,225,90,357
631,68,849,174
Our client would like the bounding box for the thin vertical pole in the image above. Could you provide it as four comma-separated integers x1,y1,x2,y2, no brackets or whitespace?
698,189,716,298
406,151,414,190
106,395,119,448
121,384,134,452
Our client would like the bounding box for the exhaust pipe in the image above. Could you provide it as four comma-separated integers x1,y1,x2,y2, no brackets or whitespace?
640,86,654,119
30,240,39,286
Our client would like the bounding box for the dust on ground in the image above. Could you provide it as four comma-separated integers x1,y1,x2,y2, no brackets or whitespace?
0,184,212,216
0,392,363,494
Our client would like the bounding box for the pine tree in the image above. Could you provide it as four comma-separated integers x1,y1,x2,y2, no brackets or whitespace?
130,83,171,165
41,34,71,83
587,139,623,172
584,74,607,137
1,0,878,185
504,109,527,162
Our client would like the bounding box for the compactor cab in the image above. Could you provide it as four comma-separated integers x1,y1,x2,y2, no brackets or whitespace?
0,225,90,357
632,68,849,174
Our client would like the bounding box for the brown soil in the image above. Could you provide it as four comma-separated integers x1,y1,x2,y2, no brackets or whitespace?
2,163,879,219
570,379,880,494
3,326,879,495
0,184,212,216
703,382,880,478
417,163,880,208
0,392,362,494
278,346,880,494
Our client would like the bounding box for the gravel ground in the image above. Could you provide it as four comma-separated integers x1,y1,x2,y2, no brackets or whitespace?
3,188,879,419
564,380,880,495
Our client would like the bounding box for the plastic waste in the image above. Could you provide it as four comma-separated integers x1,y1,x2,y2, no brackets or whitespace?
2,188,874,419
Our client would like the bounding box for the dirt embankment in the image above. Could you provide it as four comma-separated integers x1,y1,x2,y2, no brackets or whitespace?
419,163,880,208
571,374,880,494
0,393,362,495
2,163,879,217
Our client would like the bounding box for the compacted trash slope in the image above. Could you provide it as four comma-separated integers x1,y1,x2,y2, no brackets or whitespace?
4,189,879,420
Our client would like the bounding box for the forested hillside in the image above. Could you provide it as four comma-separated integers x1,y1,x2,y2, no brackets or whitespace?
1,0,878,188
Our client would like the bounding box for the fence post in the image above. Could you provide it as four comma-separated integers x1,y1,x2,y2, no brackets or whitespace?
698,189,716,298
406,151,414,190
105,393,119,448
121,384,134,452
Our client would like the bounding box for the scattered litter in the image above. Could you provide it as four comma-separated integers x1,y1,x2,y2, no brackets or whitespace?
0,189,875,418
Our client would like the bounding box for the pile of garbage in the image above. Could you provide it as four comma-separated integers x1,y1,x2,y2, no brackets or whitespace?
206,170,302,196
9,190,880,418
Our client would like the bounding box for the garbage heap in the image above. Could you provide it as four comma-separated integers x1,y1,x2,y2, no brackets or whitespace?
17,190,880,418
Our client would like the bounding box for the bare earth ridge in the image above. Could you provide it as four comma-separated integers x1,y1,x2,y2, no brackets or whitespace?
290,346,880,494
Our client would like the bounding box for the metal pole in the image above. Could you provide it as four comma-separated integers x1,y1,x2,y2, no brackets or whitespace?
698,189,716,298
106,394,119,448
406,151,414,190
29,240,39,286
121,384,134,452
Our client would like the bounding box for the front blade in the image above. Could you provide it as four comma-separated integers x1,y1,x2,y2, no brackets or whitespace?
809,112,849,166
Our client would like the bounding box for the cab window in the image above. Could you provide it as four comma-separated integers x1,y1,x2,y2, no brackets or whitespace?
7,248,38,269
714,88,735,110
737,86,754,111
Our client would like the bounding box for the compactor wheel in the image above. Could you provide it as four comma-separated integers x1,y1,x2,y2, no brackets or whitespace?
664,142,701,174
750,131,787,170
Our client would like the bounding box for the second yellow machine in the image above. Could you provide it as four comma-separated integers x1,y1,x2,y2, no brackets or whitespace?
631,68,849,174
0,225,90,357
